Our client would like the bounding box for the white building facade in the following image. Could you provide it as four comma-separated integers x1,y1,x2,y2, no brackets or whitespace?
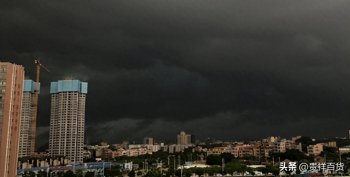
49,80,88,163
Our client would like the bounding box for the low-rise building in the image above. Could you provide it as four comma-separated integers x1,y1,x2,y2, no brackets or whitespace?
307,143,323,156
339,147,350,155
321,141,337,148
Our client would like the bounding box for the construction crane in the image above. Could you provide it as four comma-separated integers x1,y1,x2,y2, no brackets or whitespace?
31,59,49,156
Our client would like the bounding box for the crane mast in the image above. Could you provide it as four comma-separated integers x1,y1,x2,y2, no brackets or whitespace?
31,59,49,156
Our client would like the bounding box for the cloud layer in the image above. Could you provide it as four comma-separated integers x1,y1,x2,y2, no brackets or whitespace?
1,0,350,145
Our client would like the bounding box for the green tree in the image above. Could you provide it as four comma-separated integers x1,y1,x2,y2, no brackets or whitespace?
271,149,312,162
295,136,314,152
145,169,162,177
57,171,65,177
85,171,95,177
225,159,246,174
335,138,350,147
37,171,48,177
23,171,35,177
265,165,279,176
75,169,83,177
320,147,338,161
129,170,136,177
193,168,204,176
283,149,310,161
220,153,235,163
206,155,221,165
63,170,76,177
105,164,122,177
203,167,221,176
105,168,122,177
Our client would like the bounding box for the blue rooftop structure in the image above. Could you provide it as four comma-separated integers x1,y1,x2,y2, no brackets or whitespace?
50,80,88,94
23,80,40,93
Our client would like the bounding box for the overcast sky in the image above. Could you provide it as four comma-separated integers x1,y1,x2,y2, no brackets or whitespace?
1,0,350,146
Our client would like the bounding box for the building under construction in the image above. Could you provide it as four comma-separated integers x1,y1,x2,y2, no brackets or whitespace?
18,60,48,157
18,80,39,158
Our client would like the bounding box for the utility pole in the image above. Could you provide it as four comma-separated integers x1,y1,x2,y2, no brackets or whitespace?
339,148,342,176
160,160,163,177
180,166,183,177
222,158,225,174
173,156,176,176
168,156,170,166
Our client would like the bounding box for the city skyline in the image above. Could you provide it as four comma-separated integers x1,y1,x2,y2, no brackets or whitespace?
2,1,350,146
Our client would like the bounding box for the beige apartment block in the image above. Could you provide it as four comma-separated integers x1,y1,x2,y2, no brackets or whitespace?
0,62,25,177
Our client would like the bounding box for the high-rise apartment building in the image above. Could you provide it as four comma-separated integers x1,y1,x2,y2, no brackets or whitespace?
0,62,25,177
177,131,191,145
18,80,39,158
49,80,88,163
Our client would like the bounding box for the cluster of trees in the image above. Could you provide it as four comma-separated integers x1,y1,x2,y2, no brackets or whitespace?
270,149,313,162
22,170,97,177
206,153,236,165
22,171,46,177
142,163,272,177
205,151,307,177
113,148,206,169
105,165,123,177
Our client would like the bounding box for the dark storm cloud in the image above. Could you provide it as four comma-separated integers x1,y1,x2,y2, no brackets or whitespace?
1,0,350,144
